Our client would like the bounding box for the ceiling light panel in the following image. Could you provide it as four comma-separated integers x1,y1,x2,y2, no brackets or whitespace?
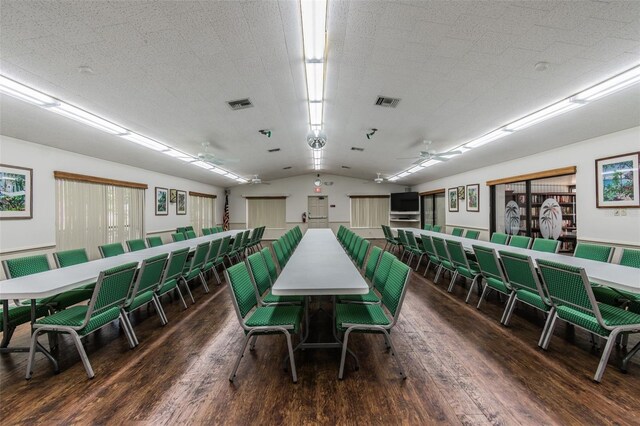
121,133,168,151
0,75,57,106
301,0,327,61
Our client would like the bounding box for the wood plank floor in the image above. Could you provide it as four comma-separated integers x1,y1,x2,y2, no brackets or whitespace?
1,241,639,425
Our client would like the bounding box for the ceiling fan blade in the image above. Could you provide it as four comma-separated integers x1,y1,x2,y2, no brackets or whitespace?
446,150,462,155
396,156,420,160
430,155,450,162
413,158,426,165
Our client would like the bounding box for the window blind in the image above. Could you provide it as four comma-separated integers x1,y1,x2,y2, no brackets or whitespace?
350,197,390,228
190,194,216,235
247,197,286,229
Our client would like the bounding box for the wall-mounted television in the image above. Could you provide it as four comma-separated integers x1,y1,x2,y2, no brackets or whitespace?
390,192,419,212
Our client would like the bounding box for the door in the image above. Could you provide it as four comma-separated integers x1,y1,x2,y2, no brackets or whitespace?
308,196,328,228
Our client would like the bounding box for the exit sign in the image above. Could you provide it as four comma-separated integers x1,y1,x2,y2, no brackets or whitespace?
314,187,322,193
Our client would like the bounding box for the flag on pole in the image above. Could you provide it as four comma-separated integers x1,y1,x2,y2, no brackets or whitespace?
223,192,230,231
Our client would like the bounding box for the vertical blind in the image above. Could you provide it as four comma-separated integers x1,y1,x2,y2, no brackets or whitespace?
247,197,286,229
190,194,216,235
56,179,145,259
350,197,390,228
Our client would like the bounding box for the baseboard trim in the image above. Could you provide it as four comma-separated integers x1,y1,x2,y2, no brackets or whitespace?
0,243,56,256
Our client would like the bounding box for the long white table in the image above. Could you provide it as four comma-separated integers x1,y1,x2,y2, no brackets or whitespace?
397,228,640,294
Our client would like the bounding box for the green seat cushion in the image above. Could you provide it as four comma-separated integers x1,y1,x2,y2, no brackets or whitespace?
592,285,638,307
262,292,304,304
182,268,202,282
335,303,390,332
125,290,154,312
556,303,640,336
202,261,215,272
337,289,381,304
428,255,441,265
485,277,510,294
456,265,480,280
0,304,38,329
516,288,549,311
49,289,93,310
439,260,454,271
157,278,178,296
36,305,121,336
245,306,303,334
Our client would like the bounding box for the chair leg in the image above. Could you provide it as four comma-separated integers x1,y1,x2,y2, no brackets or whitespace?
465,276,480,304
383,329,405,379
434,265,443,284
229,334,251,382
213,268,222,285
181,278,196,304
541,311,559,350
249,335,258,351
594,330,620,382
284,331,297,383
538,307,556,347
476,285,491,309
173,286,188,310
199,273,210,293
338,329,352,380
70,330,95,379
422,260,432,277
500,292,516,325
152,296,168,326
25,328,42,379
447,271,459,292
622,339,640,372
120,312,138,348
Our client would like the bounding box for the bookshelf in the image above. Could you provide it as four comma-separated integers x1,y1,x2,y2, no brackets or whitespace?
390,211,421,227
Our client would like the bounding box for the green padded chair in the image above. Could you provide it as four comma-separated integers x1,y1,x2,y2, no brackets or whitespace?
381,225,401,253
98,242,125,258
423,224,433,231
26,262,139,379
354,239,370,270
432,225,442,232
396,230,411,263
246,253,303,306
508,235,532,249
499,251,554,345
185,230,197,239
155,248,190,312
146,236,164,247
180,242,211,301
239,230,252,256
225,262,303,383
465,230,480,240
537,259,640,382
531,238,560,253
473,245,513,322
404,231,426,271
202,238,223,284
185,226,194,232
620,248,640,268
122,254,169,346
574,243,614,263
363,246,383,283
176,227,186,234
172,233,186,242
227,232,245,263
490,233,509,245
272,240,288,270
349,236,362,260
126,239,147,252
261,247,279,283
446,240,481,300
343,230,354,250
420,235,441,277
451,227,464,237
431,237,456,284
53,248,97,293
202,228,212,236
337,250,394,305
214,235,232,271
336,258,411,379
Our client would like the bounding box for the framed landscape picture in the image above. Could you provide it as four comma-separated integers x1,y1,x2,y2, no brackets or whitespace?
595,152,640,208
466,184,480,212
176,190,187,215
0,164,33,220
448,187,458,212
155,187,168,216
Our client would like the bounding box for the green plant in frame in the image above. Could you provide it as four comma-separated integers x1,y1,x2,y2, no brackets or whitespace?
602,160,634,202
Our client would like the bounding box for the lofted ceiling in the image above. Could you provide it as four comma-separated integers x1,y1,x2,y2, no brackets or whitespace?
0,0,639,186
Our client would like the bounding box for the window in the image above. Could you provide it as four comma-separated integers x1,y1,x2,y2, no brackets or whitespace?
247,197,286,229
190,192,216,235
55,173,145,259
350,196,390,228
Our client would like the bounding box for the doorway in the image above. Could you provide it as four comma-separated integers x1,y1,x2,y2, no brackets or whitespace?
421,191,446,229
308,196,328,228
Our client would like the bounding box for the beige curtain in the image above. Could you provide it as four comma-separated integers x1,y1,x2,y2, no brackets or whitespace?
247,198,286,229
350,197,390,228
190,195,216,236
56,179,145,259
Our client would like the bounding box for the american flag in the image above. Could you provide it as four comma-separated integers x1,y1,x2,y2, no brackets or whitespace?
223,192,230,231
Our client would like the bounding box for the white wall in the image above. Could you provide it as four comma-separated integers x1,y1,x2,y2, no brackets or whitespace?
0,135,225,256
414,126,640,247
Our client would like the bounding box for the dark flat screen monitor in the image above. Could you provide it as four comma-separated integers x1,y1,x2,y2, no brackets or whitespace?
391,192,419,212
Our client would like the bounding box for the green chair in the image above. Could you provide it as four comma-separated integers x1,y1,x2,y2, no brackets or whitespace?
363,246,383,283
227,232,245,263
473,245,513,322
246,253,303,306
354,239,370,270
337,250,393,305
214,235,232,272
146,236,164,247
336,258,411,379
508,235,532,249
176,227,187,234
261,247,280,283
239,229,251,256
53,248,97,293
620,248,640,268
202,238,223,284
574,243,614,263
381,225,401,253
432,225,442,232
180,242,211,301
531,238,560,253
404,231,426,270
396,230,410,263
465,230,480,240
499,251,554,345
98,242,125,258
171,233,186,242
26,262,139,379
451,228,464,237
423,224,433,231
185,226,194,232
490,233,509,245
431,237,456,284
272,240,288,270
185,230,197,239
202,228,212,236
155,248,190,312
126,239,147,252
122,254,169,346
420,235,441,277
348,235,361,259
446,240,481,299
537,259,640,382
225,262,303,383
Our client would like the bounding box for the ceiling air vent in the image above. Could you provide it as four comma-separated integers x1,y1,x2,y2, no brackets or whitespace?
283,166,292,170
227,98,253,110
267,148,280,153
375,96,400,108
341,165,351,169
351,147,364,152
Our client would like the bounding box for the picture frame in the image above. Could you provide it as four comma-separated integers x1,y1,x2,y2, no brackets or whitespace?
466,184,480,212
595,152,640,208
170,189,177,203
448,187,458,212
176,190,187,215
155,187,168,216
457,186,465,200
0,164,33,220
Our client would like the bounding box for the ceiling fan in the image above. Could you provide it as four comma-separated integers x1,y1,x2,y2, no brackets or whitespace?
364,173,385,184
197,142,238,166
396,140,462,165
248,175,271,185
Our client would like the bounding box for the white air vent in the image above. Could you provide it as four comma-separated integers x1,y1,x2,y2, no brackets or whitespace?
375,96,400,108
227,98,253,110
351,147,364,152
341,165,351,169
283,166,292,170
268,148,280,153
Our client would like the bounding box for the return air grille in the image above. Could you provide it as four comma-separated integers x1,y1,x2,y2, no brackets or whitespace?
351,147,364,152
375,96,400,108
267,148,280,153
227,98,253,110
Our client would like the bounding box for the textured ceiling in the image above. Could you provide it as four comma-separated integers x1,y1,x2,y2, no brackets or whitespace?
0,0,639,186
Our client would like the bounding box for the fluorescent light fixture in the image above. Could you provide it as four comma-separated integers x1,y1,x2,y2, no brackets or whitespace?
388,176,399,182
226,173,239,180
211,168,229,175
312,149,323,160
398,172,410,178
574,65,640,102
305,62,324,102
300,0,327,61
235,177,248,183
421,159,441,168
505,99,582,132
309,101,323,126
408,165,424,173
192,160,214,170
163,149,195,162
121,133,168,151
465,129,511,148
0,75,58,106
50,102,127,135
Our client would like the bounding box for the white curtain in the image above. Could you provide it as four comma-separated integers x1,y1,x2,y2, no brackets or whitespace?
247,198,286,229
350,197,390,228
56,179,145,259
190,195,216,235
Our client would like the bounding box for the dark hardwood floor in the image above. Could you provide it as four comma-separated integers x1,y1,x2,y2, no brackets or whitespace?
1,241,639,425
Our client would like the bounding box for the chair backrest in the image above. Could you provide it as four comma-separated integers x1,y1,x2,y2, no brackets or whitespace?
531,238,560,253
490,233,509,245
465,230,480,240
537,260,601,318
574,243,613,263
355,239,370,269
397,229,409,247
364,246,383,282
337,226,345,240
285,231,296,249
161,248,190,285
508,235,532,249
206,238,222,264
54,248,89,268
348,235,360,257
261,247,279,282
240,230,251,247
247,252,272,296
146,236,164,247
451,227,464,237
343,231,354,249
126,239,147,252
202,228,211,235
423,224,432,231
272,240,287,269
172,233,186,242
185,226,194,232
432,225,442,232
225,262,258,320
185,230,197,239
420,235,437,257
431,237,451,263
472,245,506,283
186,242,210,273
405,231,420,250
372,251,395,293
380,225,390,240
499,250,548,302
445,240,470,270
381,259,411,320
3,254,51,279
280,236,292,259
88,262,138,318
620,248,640,268
176,227,186,234
99,242,125,258
217,235,232,258
229,232,243,252
126,254,168,308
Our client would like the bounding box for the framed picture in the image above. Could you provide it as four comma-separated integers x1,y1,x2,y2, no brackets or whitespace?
448,187,458,212
457,186,465,200
176,190,187,215
0,164,33,220
155,187,168,216
466,184,480,212
595,152,640,208
170,189,177,203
